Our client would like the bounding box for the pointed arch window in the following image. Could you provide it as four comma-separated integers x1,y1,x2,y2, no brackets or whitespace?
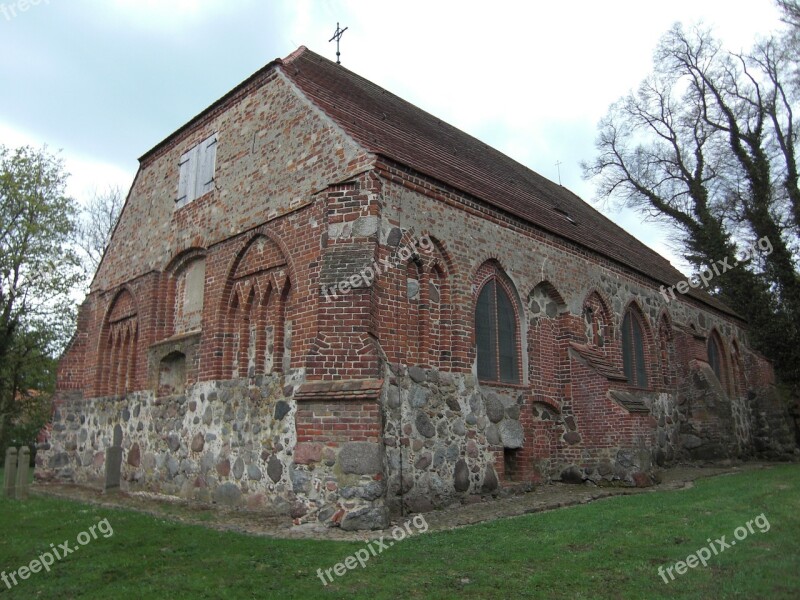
221,234,291,380
476,278,520,384
99,289,139,396
708,335,722,382
622,310,647,388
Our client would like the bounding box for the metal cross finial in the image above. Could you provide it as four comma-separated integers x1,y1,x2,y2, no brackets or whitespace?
329,22,348,65
555,160,563,185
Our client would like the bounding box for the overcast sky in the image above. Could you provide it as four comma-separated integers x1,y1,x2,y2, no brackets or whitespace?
0,0,786,274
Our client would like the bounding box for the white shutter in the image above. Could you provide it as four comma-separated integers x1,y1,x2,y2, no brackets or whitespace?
175,133,217,208
199,134,217,197
176,151,191,204
185,144,199,203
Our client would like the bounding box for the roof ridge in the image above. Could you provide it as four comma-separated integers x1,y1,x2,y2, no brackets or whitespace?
284,49,561,200
283,45,308,64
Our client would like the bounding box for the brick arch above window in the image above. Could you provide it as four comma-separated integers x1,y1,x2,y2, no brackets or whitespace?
527,281,568,408
473,261,523,385
582,290,612,348
222,227,298,287
219,232,293,380
528,280,567,319
417,234,457,279
98,287,139,396
106,286,137,324
417,236,453,368
233,236,288,280
163,246,207,275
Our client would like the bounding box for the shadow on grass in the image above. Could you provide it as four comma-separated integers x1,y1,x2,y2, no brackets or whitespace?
0,464,797,599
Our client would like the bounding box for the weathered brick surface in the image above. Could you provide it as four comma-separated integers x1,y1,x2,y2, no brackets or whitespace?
373,160,791,491
39,49,793,529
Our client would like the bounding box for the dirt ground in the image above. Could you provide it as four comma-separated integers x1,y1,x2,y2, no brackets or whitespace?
29,462,779,542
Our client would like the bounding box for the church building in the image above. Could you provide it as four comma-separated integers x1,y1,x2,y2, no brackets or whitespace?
37,47,793,530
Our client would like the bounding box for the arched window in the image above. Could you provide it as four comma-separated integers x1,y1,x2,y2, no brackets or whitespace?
476,278,520,384
621,310,647,388
99,289,139,396
221,234,291,380
708,334,722,382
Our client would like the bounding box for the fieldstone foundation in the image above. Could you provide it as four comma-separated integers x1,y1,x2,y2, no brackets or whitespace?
37,372,388,528
37,364,795,528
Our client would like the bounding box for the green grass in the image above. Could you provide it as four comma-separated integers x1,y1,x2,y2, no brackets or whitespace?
0,466,798,599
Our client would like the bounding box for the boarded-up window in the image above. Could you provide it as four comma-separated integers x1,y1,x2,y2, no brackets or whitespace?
622,310,647,388
175,258,205,334
158,351,186,396
476,278,520,384
183,260,206,330
176,133,217,208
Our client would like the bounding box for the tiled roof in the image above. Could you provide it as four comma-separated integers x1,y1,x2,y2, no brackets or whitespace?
281,47,738,319
294,379,383,402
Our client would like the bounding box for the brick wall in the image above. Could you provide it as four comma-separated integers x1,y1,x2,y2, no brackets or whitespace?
372,158,786,484
46,60,791,527
295,401,381,444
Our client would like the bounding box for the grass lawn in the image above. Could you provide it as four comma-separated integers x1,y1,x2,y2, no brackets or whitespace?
0,465,798,599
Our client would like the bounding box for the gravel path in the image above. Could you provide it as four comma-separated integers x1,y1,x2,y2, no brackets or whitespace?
29,462,776,542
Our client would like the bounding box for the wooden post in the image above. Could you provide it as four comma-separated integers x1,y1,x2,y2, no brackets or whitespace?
104,425,123,492
15,447,30,500
3,447,17,498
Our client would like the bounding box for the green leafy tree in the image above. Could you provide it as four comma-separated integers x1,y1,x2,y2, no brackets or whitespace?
0,145,84,452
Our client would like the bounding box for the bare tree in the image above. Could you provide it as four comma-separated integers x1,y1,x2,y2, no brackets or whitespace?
777,0,800,30
77,186,124,278
584,23,800,388
776,1,800,155
656,27,800,307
